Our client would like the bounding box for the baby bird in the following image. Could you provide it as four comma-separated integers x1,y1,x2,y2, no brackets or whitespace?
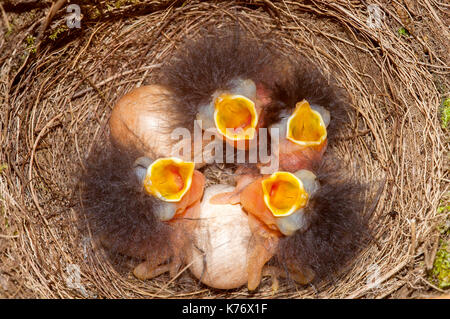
109,84,231,167
268,100,330,172
109,27,277,165
195,78,263,146
262,57,350,173
158,27,276,151
109,84,203,164
81,27,365,292
211,162,371,291
79,145,205,281
132,156,205,280
240,170,321,290
211,169,320,290
188,184,253,290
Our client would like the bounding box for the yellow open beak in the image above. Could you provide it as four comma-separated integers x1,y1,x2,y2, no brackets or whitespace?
286,100,327,146
143,157,195,202
261,172,308,217
214,94,258,141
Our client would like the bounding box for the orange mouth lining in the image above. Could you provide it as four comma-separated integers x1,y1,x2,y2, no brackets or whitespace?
159,164,184,193
269,181,298,210
143,157,195,202
287,100,327,146
261,172,308,217
214,94,257,140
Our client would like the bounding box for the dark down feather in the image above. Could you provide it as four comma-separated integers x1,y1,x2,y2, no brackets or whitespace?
276,162,373,285
78,139,172,266
265,58,351,143
158,26,279,131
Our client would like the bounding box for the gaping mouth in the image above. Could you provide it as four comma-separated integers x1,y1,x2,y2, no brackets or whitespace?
143,157,195,202
286,100,327,146
214,94,258,141
261,172,308,217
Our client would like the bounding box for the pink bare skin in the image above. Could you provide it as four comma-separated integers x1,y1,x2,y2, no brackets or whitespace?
210,169,316,290
132,171,206,280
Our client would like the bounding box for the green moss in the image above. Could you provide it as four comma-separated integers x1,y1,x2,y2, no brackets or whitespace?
25,35,36,54
115,0,126,8
398,27,410,37
106,3,115,11
49,27,67,41
90,7,102,19
430,240,450,289
0,163,7,174
5,26,13,37
438,224,450,236
438,205,450,215
113,0,140,8
26,35,35,45
441,98,450,129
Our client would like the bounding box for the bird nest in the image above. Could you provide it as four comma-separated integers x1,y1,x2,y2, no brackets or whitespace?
0,0,448,298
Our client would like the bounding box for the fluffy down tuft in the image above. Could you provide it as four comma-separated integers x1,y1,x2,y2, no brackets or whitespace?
78,139,172,265
276,162,374,284
158,26,279,130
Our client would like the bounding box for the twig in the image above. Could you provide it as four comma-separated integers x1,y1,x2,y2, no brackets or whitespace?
71,64,161,99
347,258,410,299
0,3,11,32
424,233,440,270
27,112,73,265
348,219,418,299
341,129,371,140
36,0,67,53
154,260,196,297
0,233,19,239
76,65,112,109
407,219,417,256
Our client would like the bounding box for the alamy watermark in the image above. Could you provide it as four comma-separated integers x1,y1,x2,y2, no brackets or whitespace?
65,264,95,297
367,4,385,29
366,263,382,290
66,4,81,29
